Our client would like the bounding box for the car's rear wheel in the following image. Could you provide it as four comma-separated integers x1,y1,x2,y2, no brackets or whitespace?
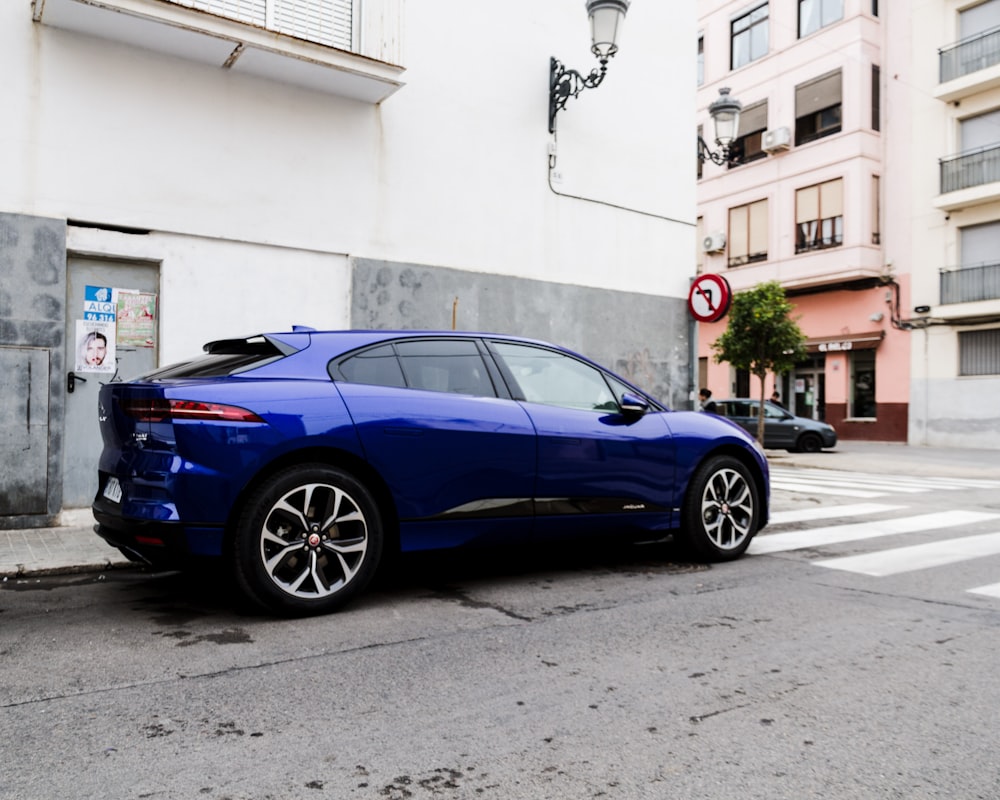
233,464,383,615
796,432,822,453
680,455,759,561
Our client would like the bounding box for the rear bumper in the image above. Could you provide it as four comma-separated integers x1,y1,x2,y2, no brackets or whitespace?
93,498,226,565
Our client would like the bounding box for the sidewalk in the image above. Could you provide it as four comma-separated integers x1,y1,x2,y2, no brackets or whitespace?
2,441,998,580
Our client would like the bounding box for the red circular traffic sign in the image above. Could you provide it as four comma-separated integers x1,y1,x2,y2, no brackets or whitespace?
688,274,733,323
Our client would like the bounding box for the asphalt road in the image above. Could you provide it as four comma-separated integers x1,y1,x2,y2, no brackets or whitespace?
3,448,1000,799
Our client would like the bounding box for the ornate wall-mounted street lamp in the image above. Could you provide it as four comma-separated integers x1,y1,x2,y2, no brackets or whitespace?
698,87,743,165
549,0,630,134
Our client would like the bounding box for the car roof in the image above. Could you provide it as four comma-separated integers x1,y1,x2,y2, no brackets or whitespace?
204,329,580,358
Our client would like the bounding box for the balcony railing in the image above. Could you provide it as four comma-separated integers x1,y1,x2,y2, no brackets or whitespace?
940,144,1000,194
940,262,1000,305
940,26,1000,82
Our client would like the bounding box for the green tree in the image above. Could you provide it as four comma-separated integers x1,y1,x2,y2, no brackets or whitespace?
711,281,806,443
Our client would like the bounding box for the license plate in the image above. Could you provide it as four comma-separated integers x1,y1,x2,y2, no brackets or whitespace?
103,476,123,504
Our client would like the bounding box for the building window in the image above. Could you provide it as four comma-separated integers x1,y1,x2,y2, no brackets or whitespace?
795,178,843,253
732,4,769,69
795,70,842,145
730,100,768,164
872,65,881,131
849,351,876,418
872,0,878,15
728,199,768,267
735,368,751,397
697,125,704,180
799,0,843,38
697,35,704,86
872,175,881,245
960,329,1000,375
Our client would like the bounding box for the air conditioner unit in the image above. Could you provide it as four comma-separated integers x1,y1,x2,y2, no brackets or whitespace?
762,126,791,153
702,233,726,253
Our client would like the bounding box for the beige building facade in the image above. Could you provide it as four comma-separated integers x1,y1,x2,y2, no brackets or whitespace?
697,0,1000,448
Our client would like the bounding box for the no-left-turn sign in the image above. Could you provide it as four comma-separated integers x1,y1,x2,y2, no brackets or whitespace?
688,274,733,323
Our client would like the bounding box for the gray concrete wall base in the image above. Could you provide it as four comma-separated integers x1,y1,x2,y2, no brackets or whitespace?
0,212,67,527
351,258,692,409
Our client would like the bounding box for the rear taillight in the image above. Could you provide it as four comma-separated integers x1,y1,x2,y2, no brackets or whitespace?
121,398,264,423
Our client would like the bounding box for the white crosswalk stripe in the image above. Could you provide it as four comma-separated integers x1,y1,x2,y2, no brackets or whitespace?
814,531,1000,576
754,500,1000,599
769,503,906,525
769,467,1000,499
968,582,1000,598
750,510,1000,555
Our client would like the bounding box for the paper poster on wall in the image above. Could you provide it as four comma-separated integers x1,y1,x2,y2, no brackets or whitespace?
75,320,116,374
116,290,157,348
83,285,116,323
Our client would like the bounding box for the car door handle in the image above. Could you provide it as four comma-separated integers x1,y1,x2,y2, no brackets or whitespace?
383,426,423,437
67,371,87,394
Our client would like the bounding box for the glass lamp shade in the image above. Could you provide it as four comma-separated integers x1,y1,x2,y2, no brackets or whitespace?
586,0,630,60
709,87,742,147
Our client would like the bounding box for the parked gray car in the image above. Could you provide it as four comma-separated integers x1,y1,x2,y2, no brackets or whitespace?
712,398,837,452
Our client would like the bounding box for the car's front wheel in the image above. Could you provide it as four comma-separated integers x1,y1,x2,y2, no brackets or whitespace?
796,432,823,453
680,455,759,561
233,464,383,615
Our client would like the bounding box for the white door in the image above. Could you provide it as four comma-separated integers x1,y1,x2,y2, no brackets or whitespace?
63,257,159,508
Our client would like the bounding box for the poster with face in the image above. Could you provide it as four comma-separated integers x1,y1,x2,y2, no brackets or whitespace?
75,320,115,374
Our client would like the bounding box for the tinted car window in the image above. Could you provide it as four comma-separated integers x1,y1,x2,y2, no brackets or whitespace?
492,342,617,412
764,402,786,419
395,339,496,397
141,352,283,379
718,400,751,418
337,344,407,388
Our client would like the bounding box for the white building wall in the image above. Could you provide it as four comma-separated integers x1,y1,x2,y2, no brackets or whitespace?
1,0,695,318
0,1,699,521
907,0,1000,448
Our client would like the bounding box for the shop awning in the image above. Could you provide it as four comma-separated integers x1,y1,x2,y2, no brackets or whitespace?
805,331,885,353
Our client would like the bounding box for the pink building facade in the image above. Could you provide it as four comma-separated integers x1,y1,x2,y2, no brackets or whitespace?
696,0,909,441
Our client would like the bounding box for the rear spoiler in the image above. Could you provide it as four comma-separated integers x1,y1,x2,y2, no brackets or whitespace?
203,328,316,357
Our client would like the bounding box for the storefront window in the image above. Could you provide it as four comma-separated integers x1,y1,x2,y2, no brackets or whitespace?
850,351,876,418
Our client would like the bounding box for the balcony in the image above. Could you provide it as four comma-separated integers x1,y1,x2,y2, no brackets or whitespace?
32,0,406,103
935,144,1000,211
940,263,1000,305
935,26,1000,103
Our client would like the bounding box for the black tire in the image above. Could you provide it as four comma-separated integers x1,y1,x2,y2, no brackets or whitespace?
232,464,383,616
796,432,822,453
680,455,760,562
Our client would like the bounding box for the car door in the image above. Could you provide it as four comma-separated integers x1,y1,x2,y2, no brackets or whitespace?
723,400,756,439
760,400,798,448
333,338,538,550
488,340,676,537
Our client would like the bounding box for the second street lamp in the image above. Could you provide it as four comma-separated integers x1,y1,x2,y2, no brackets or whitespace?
698,87,744,165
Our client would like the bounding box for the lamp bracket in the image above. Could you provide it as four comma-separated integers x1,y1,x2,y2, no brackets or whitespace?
549,57,608,134
698,135,736,166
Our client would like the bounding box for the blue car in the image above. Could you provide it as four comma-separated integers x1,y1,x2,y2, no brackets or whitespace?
93,329,770,615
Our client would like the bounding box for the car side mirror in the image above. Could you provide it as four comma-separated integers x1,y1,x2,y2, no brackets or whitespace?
619,392,649,418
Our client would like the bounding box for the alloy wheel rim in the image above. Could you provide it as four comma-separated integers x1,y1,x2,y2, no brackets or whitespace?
259,482,368,599
700,467,754,550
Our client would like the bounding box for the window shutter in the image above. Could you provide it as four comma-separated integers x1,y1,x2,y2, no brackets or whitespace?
749,199,768,255
169,1,355,51
820,179,843,217
729,207,749,259
273,0,354,50
740,101,768,135
796,185,819,222
171,0,266,26
796,70,842,116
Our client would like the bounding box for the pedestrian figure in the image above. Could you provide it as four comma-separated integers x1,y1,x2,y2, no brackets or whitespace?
699,388,718,413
